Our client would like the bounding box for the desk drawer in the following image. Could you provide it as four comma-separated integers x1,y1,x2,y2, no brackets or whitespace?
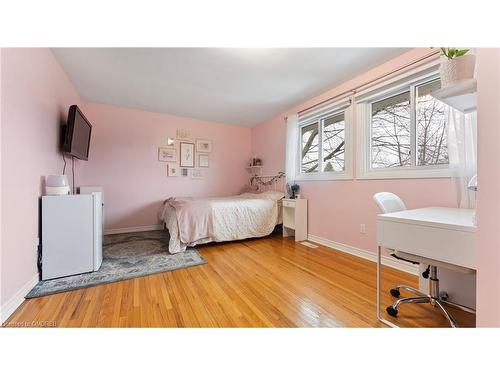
377,220,476,269
283,200,296,208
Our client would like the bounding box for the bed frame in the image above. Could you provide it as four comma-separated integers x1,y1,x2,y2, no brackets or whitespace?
250,172,286,192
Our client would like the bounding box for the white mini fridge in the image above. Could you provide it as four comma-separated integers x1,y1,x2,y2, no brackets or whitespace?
41,192,103,280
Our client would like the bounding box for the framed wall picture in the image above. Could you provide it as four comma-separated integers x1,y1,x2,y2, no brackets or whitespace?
158,147,176,162
196,139,213,153
191,169,204,180
198,153,210,168
167,164,180,177
176,129,191,140
179,142,195,167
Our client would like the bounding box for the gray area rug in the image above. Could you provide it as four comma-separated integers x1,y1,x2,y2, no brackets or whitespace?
26,230,206,298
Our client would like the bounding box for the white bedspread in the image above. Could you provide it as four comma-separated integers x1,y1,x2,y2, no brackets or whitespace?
159,192,283,253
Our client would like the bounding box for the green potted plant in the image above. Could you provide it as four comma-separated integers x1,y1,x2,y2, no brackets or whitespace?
440,48,476,87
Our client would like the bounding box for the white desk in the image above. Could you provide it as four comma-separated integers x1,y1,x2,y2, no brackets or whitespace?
376,207,476,327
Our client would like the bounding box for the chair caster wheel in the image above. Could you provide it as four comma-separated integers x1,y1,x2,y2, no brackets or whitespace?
439,291,449,301
386,306,398,317
390,288,400,298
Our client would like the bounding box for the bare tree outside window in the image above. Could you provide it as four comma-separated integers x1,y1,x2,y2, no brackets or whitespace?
371,91,411,168
416,80,449,166
300,114,345,173
322,114,345,172
301,123,319,173
370,79,448,169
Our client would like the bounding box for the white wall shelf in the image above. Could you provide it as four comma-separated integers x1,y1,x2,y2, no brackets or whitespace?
431,79,477,113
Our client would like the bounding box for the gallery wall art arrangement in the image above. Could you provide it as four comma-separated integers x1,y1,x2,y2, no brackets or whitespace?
159,131,213,180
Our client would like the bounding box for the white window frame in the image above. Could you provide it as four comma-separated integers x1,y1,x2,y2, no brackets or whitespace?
356,66,451,180
296,103,353,181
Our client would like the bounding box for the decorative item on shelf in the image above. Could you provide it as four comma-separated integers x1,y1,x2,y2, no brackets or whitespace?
250,156,262,167
191,169,204,180
167,137,175,146
181,168,189,177
246,156,263,176
439,48,476,88
179,142,195,167
289,183,300,199
45,175,70,195
167,164,180,177
176,129,191,140
198,153,210,168
196,139,213,153
158,147,176,162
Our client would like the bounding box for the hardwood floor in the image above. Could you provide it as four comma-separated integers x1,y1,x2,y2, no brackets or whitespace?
4,235,475,328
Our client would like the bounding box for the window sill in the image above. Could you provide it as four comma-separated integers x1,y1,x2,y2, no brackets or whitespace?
356,166,451,180
295,171,353,182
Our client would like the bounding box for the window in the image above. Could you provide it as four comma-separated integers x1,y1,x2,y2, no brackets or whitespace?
301,122,319,173
416,80,448,166
371,91,411,168
297,105,351,180
357,73,450,179
322,113,345,172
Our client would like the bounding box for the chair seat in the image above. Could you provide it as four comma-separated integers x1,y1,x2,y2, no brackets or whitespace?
391,249,475,274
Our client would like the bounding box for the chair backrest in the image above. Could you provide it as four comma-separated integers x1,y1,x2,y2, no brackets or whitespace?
373,192,406,214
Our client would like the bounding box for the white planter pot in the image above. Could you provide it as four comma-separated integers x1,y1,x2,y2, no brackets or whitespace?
440,54,476,87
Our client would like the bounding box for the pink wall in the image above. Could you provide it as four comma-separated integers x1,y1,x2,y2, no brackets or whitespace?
252,48,457,253
1,48,82,306
77,102,252,230
476,48,500,327
252,114,286,175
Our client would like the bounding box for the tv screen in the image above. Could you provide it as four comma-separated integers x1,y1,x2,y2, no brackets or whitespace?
63,105,92,160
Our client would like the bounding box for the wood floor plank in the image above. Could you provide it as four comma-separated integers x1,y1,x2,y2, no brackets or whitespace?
4,235,475,328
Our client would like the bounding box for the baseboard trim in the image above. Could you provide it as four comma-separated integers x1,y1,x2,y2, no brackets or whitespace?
104,224,163,235
1,274,39,324
307,234,418,276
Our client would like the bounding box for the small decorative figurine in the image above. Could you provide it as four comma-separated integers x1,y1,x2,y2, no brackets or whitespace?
290,183,300,199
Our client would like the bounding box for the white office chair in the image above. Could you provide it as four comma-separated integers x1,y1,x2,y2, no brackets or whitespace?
373,192,472,328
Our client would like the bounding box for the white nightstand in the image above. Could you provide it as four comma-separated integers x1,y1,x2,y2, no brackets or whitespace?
282,198,308,241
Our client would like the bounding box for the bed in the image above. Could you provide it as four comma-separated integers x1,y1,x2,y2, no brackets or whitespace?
159,174,285,253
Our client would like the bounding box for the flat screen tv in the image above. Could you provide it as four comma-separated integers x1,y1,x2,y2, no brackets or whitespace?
63,105,92,160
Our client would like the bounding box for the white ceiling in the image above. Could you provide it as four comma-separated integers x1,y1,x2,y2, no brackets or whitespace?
52,48,409,127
